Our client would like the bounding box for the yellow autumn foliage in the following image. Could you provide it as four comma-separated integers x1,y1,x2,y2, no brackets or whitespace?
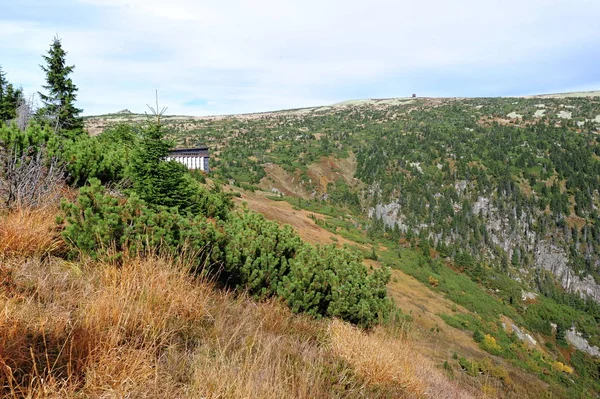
553,361,574,374
428,275,439,287
481,334,502,355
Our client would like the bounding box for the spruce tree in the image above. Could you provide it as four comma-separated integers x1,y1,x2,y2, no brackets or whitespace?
0,66,6,106
38,36,83,133
128,119,198,212
0,66,23,123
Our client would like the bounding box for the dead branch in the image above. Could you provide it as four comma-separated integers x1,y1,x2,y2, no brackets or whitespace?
0,145,65,209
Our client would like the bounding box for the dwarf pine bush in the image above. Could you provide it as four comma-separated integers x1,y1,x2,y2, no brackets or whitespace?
59,179,223,264
60,181,392,327
280,244,391,328
222,210,303,296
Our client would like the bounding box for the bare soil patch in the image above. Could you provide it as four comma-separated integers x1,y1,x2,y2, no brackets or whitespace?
258,164,312,199
232,188,363,248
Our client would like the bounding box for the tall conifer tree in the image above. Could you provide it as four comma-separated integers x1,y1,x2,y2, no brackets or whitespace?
0,66,6,103
0,66,7,122
38,36,83,133
0,66,23,123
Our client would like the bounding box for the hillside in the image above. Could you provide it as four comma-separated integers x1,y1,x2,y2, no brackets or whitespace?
1,206,472,398
0,126,480,398
82,93,600,397
87,93,600,300
3,5,599,397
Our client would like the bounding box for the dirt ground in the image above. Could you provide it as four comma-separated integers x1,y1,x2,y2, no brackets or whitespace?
258,155,360,200
232,188,363,249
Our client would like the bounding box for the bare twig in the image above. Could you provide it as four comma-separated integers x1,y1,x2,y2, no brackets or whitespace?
16,94,37,131
145,90,168,126
0,145,65,209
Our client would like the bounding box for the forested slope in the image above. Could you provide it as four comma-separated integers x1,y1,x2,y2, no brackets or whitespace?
84,95,600,397
97,96,600,301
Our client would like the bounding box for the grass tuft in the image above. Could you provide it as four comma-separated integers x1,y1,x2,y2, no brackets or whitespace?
0,206,62,259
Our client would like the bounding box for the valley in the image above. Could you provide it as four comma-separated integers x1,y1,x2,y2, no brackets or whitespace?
83,92,600,397
3,3,599,396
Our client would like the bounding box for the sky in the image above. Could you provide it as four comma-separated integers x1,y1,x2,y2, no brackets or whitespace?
1,0,599,116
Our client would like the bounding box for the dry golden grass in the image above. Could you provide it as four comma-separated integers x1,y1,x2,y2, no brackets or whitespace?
0,206,62,259
0,208,473,399
0,255,340,398
329,320,475,399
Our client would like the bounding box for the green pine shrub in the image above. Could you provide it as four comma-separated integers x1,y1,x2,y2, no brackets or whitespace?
126,120,233,219
0,122,57,158
63,124,137,185
222,209,302,296
59,181,392,328
280,244,391,328
128,122,198,213
58,179,223,265
473,329,485,343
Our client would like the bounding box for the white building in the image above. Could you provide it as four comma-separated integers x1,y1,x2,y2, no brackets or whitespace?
166,147,210,172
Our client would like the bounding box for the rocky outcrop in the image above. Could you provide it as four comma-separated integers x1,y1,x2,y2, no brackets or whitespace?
472,196,600,303
512,323,537,347
566,328,600,357
521,291,538,301
369,192,600,304
535,242,600,303
501,318,537,347
369,202,408,232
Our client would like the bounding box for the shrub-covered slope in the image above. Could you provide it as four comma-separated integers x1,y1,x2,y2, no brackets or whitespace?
82,95,600,397
0,211,467,398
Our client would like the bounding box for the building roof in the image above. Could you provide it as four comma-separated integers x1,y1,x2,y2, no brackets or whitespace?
168,147,210,157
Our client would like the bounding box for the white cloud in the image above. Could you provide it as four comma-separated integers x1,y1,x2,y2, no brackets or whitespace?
1,0,599,115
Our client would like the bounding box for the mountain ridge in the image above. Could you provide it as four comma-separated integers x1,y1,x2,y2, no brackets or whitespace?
84,90,600,120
